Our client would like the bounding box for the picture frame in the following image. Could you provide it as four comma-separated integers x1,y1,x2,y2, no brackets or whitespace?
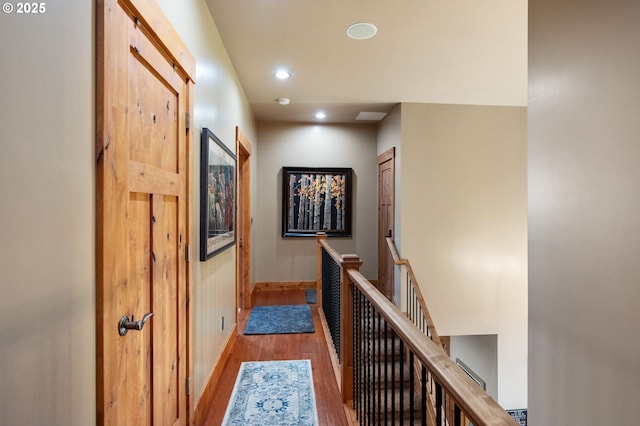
282,167,352,237
200,128,236,260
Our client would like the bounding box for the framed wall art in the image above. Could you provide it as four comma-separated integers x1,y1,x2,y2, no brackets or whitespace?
200,128,236,260
282,167,352,237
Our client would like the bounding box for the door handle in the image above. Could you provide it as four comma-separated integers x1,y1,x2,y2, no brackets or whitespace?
118,312,154,336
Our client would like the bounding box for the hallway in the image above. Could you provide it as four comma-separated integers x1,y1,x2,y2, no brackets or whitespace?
199,289,350,425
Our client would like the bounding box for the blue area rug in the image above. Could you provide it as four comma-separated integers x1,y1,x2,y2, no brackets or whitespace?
244,304,315,335
305,289,317,304
222,359,319,426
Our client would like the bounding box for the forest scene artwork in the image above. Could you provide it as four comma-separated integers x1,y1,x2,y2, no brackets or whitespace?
200,128,236,260
282,167,352,237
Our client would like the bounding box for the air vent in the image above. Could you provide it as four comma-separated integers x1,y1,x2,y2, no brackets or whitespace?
356,111,387,121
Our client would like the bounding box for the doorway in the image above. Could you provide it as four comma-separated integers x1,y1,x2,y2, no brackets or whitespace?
377,148,395,301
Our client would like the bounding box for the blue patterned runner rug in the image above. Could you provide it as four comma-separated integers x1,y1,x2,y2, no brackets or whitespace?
222,359,319,426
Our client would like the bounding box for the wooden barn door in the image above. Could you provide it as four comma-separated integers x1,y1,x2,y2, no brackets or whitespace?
96,0,195,424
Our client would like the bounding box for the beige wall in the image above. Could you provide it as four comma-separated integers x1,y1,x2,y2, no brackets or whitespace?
529,1,640,424
400,103,528,408
156,0,257,405
0,3,95,425
255,122,378,281
0,1,256,424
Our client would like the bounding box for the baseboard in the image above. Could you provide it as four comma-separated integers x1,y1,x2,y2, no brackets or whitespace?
193,323,238,426
253,281,316,291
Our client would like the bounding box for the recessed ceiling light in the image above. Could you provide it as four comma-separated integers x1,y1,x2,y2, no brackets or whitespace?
274,69,291,79
346,22,378,40
315,111,326,120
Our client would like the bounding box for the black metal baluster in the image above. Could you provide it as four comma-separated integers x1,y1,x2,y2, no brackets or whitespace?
384,320,388,426
376,310,381,424
435,382,442,425
406,272,410,320
366,299,371,425
354,285,360,420
454,404,461,426
410,283,414,324
399,339,404,425
372,306,377,425
421,364,427,426
362,295,367,425
391,329,396,425
409,351,415,425
414,286,418,327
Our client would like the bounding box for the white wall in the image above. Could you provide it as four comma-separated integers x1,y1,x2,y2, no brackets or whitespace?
400,103,528,409
156,0,257,405
450,335,498,402
0,3,95,425
529,1,640,424
255,122,378,281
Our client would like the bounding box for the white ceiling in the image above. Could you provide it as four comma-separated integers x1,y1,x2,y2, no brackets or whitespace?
205,0,527,124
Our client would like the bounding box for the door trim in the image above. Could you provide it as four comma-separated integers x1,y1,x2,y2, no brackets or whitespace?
377,147,395,300
236,127,252,310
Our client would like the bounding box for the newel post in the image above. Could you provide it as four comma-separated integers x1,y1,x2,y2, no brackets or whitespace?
316,232,327,308
340,253,362,403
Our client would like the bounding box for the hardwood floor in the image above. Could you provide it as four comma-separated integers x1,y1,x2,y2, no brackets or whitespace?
199,289,350,426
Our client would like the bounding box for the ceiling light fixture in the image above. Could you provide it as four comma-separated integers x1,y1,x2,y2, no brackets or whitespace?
346,22,378,40
274,69,291,79
277,98,290,106
315,111,326,120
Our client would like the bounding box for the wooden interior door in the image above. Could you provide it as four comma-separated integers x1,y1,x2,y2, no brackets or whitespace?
377,148,395,301
97,1,195,424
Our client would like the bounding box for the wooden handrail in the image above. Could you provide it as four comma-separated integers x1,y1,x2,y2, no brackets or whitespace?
385,236,442,348
385,235,407,265
319,236,343,264
348,269,518,426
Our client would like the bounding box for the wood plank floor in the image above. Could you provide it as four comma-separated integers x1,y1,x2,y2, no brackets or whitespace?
199,289,350,426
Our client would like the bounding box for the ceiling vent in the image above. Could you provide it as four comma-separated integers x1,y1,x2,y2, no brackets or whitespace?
356,111,387,121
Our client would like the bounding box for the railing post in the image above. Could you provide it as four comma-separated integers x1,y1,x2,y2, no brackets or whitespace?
316,232,327,307
340,253,362,403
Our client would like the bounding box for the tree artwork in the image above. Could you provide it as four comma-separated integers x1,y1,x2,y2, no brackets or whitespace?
200,128,236,260
282,167,352,237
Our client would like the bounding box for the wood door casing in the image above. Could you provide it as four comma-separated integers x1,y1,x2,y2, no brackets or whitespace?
236,127,252,310
97,0,195,424
377,148,395,301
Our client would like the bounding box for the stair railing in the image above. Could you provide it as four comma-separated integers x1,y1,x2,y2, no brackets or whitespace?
317,233,518,426
386,236,442,348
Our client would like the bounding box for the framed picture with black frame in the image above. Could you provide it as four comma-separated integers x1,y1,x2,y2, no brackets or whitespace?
282,166,352,237
200,128,236,260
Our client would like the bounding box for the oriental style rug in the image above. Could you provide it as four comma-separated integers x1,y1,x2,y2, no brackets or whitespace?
244,304,315,335
222,360,319,426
